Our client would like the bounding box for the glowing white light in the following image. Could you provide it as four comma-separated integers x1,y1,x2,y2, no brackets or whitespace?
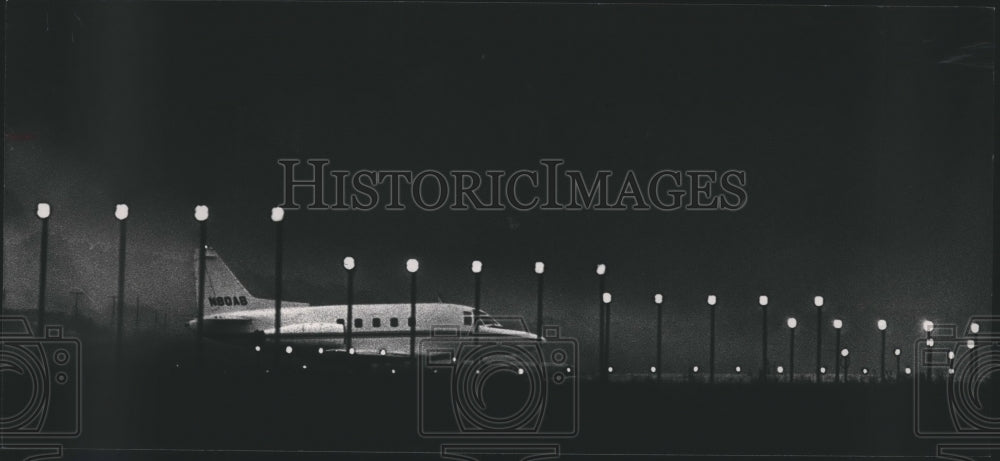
877,319,887,331
759,295,768,306
970,322,980,334
650,366,657,373
814,296,824,307
285,346,293,354
841,349,849,357
787,317,798,329
194,205,209,221
379,349,386,356
534,262,545,274
654,293,663,305
302,364,308,369
471,260,482,273
254,346,261,352
406,259,419,273
894,348,901,356
343,257,355,271
862,368,869,375
948,368,955,375
602,292,612,304
566,367,572,373
967,339,975,349
607,366,614,373
707,295,717,306
905,367,912,375
452,357,457,363
923,321,934,333
115,204,129,220
735,366,742,373
833,319,843,329
348,347,356,355
317,347,324,354
270,207,285,222
820,367,826,374
518,368,525,375
391,369,396,374
927,338,935,347
596,264,606,275
777,366,784,374
948,351,955,360
692,366,699,373
36,203,51,219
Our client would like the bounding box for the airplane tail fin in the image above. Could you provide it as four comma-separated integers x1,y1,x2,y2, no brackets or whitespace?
195,248,258,311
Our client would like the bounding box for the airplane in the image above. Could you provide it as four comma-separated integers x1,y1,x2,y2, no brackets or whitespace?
186,248,538,357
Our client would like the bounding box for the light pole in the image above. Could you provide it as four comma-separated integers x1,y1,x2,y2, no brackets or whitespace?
602,292,612,381
787,317,797,383
36,203,51,334
708,295,717,384
832,319,843,382
759,295,769,381
877,319,887,383
472,261,482,337
923,321,934,382
115,204,129,368
535,262,545,341
408,259,419,360
654,293,663,382
344,256,355,352
194,205,208,366
814,296,823,383
596,264,606,381
893,348,901,380
70,289,83,322
271,207,284,369
840,348,849,383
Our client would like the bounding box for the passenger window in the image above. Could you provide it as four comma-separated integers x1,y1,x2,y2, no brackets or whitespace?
408,317,415,327
390,318,399,327
336,318,344,325
463,312,473,326
372,318,382,328
354,318,363,328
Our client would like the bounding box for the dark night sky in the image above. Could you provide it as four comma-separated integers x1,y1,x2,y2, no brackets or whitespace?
3,2,994,374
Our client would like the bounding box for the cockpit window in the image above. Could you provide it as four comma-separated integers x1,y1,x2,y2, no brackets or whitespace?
477,313,502,328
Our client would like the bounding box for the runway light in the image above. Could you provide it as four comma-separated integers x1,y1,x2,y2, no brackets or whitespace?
692,366,699,373
379,349,386,356
735,366,742,373
948,351,955,360
905,367,912,375
814,296,824,307
534,262,545,274
923,321,935,333
654,293,663,305
862,368,869,375
894,348,901,356
254,346,261,352
833,319,843,329
707,295,717,306
391,369,396,374
566,367,572,373
967,339,975,349
471,260,482,273
650,366,657,373
970,322,980,334
607,366,614,373
285,346,293,354
820,367,826,374
407,259,419,273
317,347,324,354
452,357,457,363
349,347,356,355
343,257,355,271
602,292,612,304
948,368,955,375
270,207,285,222
115,204,129,220
194,205,209,221
302,364,308,369
787,317,797,329
927,338,935,347
841,348,849,357
877,319,887,331
596,264,606,275
36,203,51,219
777,366,784,374
759,295,768,306
518,368,525,375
